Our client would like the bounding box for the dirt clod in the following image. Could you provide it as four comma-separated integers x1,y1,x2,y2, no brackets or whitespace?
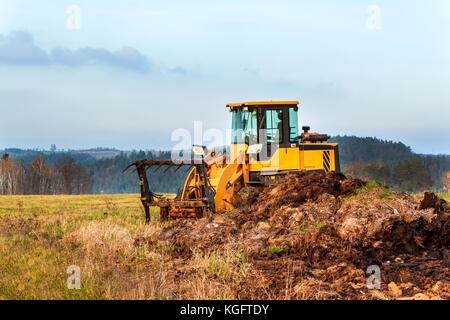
388,282,403,298
420,191,447,211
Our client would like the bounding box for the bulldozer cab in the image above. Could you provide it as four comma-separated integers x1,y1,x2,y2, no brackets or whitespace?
228,101,300,161
228,101,340,183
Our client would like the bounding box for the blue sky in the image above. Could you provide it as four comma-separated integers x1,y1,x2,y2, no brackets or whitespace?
0,0,449,153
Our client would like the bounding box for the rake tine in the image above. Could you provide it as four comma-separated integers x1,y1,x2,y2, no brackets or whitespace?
126,159,196,175
144,165,157,173
174,165,184,173
163,166,173,173
122,163,136,173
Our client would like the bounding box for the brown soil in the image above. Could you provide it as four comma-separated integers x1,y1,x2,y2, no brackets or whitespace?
143,171,450,300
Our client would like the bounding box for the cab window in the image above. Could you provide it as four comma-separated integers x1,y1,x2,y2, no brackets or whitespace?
231,109,257,144
289,107,299,143
264,109,284,144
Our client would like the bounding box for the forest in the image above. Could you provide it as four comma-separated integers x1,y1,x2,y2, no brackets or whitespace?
330,136,450,192
0,154,90,195
1,136,449,195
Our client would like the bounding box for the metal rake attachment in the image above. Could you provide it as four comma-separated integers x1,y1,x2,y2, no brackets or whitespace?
124,159,215,223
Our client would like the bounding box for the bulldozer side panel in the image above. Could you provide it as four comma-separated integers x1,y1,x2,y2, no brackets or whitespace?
232,143,339,174
248,147,300,172
300,144,338,172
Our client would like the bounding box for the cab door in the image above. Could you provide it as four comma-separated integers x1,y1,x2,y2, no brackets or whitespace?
258,108,285,161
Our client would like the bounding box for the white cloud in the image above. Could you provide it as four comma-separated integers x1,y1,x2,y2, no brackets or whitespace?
0,30,151,73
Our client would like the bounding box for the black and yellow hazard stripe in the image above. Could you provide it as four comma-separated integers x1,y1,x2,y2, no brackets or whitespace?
323,150,331,172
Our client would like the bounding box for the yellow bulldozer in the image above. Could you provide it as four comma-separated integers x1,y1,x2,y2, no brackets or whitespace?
127,101,340,222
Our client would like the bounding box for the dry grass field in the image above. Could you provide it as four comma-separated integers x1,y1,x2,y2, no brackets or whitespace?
0,194,246,300
0,189,448,300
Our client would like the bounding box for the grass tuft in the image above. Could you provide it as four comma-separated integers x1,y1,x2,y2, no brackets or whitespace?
268,246,288,255
353,181,390,198
314,221,326,231
438,193,450,202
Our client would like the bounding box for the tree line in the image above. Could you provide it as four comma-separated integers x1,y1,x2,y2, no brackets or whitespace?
332,136,450,192
444,172,450,193
343,157,442,192
2,136,449,195
0,154,91,195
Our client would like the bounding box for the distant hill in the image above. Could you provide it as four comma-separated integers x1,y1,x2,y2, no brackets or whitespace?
69,148,123,160
329,135,414,166
1,148,121,165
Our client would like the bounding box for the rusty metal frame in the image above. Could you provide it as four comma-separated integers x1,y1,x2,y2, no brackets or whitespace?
124,159,215,223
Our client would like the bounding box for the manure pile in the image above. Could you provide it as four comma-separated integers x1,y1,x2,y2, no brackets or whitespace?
143,171,450,300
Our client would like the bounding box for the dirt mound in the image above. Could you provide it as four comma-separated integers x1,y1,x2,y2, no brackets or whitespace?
143,171,450,300
244,171,364,222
